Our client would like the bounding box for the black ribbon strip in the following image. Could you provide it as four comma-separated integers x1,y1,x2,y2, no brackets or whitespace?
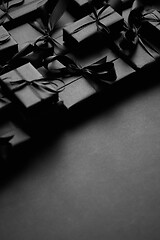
0,134,13,160
0,0,25,25
44,55,117,85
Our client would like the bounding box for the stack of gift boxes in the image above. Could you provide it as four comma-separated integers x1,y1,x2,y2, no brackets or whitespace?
0,0,160,161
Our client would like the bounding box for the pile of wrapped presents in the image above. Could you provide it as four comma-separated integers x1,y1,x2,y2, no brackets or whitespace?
0,0,160,160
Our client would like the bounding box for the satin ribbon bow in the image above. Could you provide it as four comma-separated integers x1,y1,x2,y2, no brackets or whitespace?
118,8,159,59
44,55,117,85
30,0,69,53
4,77,60,102
0,0,25,25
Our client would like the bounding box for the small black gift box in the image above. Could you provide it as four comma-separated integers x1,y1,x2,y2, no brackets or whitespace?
63,5,124,52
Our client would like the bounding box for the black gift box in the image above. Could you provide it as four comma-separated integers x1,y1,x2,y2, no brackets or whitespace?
63,6,124,52
0,63,59,116
0,26,18,65
119,8,160,71
1,0,44,29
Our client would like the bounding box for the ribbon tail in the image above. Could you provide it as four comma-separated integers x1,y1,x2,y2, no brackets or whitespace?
49,0,69,30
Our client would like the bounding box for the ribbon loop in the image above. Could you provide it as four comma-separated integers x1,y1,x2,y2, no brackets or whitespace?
44,55,117,84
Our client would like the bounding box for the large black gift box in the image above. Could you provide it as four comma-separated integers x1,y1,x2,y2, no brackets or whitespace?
0,25,18,65
0,62,59,119
63,6,124,52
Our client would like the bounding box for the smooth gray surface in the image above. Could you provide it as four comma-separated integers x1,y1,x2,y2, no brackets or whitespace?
1,75,160,240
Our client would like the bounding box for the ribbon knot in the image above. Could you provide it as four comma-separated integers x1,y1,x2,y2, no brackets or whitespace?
45,55,117,84
3,77,59,102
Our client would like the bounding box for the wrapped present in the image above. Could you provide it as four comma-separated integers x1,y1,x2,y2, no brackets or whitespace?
0,25,18,65
0,86,11,113
0,62,59,118
0,118,30,161
63,5,124,52
0,0,46,29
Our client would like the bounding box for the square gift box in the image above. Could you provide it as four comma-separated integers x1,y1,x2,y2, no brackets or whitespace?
0,25,18,65
0,62,59,118
63,5,124,52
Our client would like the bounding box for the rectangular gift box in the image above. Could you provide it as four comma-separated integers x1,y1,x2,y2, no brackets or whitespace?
0,26,18,65
63,5,124,52
0,62,59,117
1,0,46,29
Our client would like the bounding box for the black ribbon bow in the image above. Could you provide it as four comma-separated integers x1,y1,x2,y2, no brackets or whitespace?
0,0,25,25
44,55,117,85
